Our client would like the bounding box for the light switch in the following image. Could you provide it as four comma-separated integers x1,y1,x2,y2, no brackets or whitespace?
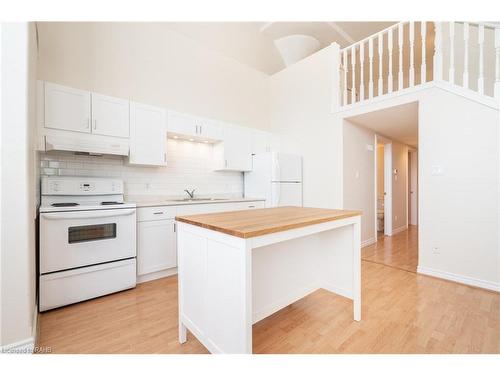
355,171,360,179
366,144,374,151
431,165,444,176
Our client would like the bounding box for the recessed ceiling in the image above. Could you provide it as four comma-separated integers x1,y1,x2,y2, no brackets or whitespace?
164,22,396,75
347,102,419,147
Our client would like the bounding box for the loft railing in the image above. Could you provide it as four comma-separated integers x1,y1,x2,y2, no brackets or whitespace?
337,21,500,108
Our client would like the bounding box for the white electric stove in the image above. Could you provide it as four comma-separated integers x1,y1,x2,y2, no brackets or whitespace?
39,176,137,312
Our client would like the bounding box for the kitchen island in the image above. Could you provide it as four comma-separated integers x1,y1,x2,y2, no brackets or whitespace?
175,206,362,354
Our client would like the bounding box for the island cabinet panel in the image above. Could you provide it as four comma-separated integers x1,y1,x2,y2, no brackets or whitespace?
176,207,361,354
177,225,251,354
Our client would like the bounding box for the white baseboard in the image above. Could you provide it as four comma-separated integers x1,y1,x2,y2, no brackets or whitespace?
137,267,177,284
390,225,408,236
0,337,35,354
0,303,38,354
417,266,500,292
361,237,376,248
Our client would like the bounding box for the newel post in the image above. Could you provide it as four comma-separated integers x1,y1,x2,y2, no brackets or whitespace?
433,22,443,81
330,42,341,111
494,27,500,101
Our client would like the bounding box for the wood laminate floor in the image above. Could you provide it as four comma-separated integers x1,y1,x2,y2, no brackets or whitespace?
362,225,419,272
38,227,499,354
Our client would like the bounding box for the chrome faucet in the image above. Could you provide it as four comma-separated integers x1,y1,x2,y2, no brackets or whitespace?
184,189,196,199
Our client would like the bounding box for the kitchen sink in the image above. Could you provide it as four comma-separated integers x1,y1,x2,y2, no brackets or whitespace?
170,198,230,202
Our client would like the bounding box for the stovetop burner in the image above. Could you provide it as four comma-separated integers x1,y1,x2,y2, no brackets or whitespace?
51,202,79,207
101,201,124,205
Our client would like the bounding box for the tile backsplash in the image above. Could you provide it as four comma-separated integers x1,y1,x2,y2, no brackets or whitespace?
40,138,243,197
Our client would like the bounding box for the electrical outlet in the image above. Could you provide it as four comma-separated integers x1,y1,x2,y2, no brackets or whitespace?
432,247,440,254
395,215,398,221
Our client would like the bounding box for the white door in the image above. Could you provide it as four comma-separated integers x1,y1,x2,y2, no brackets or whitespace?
91,93,130,138
384,144,393,235
44,82,91,133
129,102,167,166
409,151,418,225
271,182,302,207
167,110,197,136
272,153,302,182
137,219,177,275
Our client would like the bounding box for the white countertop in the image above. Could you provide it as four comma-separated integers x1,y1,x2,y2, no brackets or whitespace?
126,195,266,208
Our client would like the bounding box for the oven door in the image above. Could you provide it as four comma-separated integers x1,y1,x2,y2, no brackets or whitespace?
40,208,136,274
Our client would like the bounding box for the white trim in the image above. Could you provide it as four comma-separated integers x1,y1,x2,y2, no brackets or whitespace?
333,81,500,116
417,266,500,292
361,237,376,248
32,303,39,348
390,225,408,236
137,267,177,283
0,337,35,354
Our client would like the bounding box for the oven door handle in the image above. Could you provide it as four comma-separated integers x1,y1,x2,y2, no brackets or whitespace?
41,209,136,220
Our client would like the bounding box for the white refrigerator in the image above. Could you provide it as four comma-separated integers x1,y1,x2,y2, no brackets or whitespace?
244,152,303,207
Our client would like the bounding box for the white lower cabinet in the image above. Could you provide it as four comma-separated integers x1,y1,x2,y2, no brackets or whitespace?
136,201,264,281
137,218,177,276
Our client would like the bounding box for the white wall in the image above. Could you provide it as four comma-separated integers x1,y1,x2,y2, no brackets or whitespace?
269,44,342,209
36,22,270,131
40,139,243,198
0,22,37,350
418,88,499,289
342,120,376,245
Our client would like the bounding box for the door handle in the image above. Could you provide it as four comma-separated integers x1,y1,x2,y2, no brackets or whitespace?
42,208,135,220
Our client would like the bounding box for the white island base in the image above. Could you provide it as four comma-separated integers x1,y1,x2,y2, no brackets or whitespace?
176,210,361,354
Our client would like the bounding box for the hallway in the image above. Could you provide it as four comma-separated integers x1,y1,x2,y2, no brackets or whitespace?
362,226,418,272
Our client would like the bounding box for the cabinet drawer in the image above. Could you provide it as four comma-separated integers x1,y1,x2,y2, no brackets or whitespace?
231,201,265,210
137,206,177,222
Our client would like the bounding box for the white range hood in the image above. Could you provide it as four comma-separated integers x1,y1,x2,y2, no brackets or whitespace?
44,134,130,156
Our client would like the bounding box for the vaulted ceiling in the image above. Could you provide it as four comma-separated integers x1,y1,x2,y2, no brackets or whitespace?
164,22,396,74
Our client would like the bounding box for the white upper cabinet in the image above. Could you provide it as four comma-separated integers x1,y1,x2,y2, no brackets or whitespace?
91,93,130,138
44,82,91,133
251,129,281,155
129,102,167,166
167,110,197,136
43,82,130,139
167,111,222,141
193,116,222,140
214,124,252,172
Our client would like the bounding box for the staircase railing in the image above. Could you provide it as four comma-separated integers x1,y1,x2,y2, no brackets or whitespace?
338,21,500,108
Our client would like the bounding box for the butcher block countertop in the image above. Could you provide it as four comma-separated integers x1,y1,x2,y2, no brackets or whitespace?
175,206,362,238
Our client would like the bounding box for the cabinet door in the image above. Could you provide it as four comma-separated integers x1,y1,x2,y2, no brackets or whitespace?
44,82,91,133
91,93,130,138
137,219,177,275
222,125,252,171
195,117,222,141
251,129,269,155
167,110,197,137
129,102,167,166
